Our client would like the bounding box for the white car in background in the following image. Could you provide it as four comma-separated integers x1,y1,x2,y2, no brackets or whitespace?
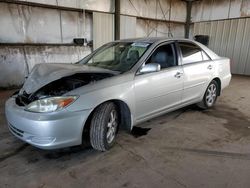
5,38,231,151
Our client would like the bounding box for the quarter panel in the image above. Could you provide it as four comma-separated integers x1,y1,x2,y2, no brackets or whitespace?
182,61,214,103
213,57,232,90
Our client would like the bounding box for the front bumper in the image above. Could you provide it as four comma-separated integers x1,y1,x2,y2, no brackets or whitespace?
5,97,91,150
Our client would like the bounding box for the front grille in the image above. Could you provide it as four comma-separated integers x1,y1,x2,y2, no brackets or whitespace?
9,123,24,137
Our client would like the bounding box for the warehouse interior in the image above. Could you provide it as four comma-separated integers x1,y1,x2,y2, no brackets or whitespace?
0,0,250,187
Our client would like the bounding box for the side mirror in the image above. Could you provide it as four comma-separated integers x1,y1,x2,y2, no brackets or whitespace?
139,63,161,74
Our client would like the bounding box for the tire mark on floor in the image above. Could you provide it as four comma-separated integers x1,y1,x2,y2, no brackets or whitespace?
163,146,250,160
0,144,28,163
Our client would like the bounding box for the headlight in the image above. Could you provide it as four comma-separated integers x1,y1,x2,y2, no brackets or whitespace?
25,96,78,113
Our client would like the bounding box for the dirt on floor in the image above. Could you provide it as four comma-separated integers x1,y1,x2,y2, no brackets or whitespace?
0,75,250,188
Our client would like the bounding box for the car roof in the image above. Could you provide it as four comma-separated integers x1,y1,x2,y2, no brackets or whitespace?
115,37,220,60
115,37,193,44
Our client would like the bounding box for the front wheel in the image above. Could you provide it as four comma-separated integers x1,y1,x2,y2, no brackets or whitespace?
197,80,219,109
90,102,119,151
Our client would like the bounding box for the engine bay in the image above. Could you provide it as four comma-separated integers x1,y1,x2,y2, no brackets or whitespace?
15,73,113,106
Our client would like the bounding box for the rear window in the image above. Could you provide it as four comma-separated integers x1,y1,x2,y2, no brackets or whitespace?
179,42,209,64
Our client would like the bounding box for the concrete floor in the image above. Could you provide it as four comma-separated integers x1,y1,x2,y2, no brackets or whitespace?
0,75,250,188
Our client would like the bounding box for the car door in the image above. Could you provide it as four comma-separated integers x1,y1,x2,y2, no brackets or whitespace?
178,42,214,104
134,43,184,122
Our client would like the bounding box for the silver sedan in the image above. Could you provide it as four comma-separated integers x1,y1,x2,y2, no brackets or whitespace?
5,38,231,151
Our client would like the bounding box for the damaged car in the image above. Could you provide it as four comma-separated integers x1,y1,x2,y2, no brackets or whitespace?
5,38,231,151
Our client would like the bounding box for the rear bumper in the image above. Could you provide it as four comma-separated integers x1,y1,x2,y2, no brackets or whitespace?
221,73,232,90
5,97,91,150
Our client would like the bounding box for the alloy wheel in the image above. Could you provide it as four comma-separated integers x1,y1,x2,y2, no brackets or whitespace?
206,83,217,106
106,110,118,144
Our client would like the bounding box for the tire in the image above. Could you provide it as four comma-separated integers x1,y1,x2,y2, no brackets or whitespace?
197,80,219,109
90,102,119,151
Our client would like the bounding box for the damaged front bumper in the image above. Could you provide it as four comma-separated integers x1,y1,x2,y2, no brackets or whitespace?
5,97,91,150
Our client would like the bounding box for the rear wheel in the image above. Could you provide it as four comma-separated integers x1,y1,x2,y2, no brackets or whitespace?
90,102,119,151
197,80,219,109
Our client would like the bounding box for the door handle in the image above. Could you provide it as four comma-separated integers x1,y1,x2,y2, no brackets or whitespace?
207,65,213,70
174,72,183,78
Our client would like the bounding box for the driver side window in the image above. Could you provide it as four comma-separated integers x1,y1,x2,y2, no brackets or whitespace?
146,43,177,69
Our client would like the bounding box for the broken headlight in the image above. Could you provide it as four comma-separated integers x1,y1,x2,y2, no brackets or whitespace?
25,96,78,113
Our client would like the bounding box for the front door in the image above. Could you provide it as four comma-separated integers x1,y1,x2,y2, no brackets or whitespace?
134,43,184,122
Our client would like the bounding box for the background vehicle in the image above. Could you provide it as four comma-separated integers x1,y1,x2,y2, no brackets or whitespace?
5,38,231,151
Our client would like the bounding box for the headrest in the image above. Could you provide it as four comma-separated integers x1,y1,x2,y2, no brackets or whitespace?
152,51,168,67
128,50,139,60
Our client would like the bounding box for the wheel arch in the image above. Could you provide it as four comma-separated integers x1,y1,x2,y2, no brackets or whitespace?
212,77,221,96
81,99,132,144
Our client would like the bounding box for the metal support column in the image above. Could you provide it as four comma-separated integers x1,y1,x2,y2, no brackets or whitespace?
185,0,193,38
114,0,120,40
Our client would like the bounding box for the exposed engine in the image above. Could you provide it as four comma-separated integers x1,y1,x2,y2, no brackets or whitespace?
15,73,113,106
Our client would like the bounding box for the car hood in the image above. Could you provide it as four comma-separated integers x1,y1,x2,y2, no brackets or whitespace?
21,63,119,94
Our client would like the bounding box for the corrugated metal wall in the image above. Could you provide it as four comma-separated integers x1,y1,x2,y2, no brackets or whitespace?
191,0,250,22
120,0,186,22
0,2,92,43
16,0,114,12
120,15,136,39
0,2,92,87
0,0,187,87
136,19,185,38
0,45,90,87
93,12,114,49
194,18,250,75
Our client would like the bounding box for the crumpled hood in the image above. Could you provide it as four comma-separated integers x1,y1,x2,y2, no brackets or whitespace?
21,63,118,94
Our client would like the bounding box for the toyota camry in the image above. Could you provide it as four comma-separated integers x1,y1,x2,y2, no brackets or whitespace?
5,38,231,151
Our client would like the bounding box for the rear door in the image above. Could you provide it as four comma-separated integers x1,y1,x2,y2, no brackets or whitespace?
177,42,214,104
134,42,184,122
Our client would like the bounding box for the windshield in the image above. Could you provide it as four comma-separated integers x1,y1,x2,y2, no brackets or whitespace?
78,42,151,72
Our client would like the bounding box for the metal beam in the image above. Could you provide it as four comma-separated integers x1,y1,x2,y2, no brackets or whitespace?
183,0,200,38
185,0,192,38
0,43,80,46
114,0,120,40
120,14,185,24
